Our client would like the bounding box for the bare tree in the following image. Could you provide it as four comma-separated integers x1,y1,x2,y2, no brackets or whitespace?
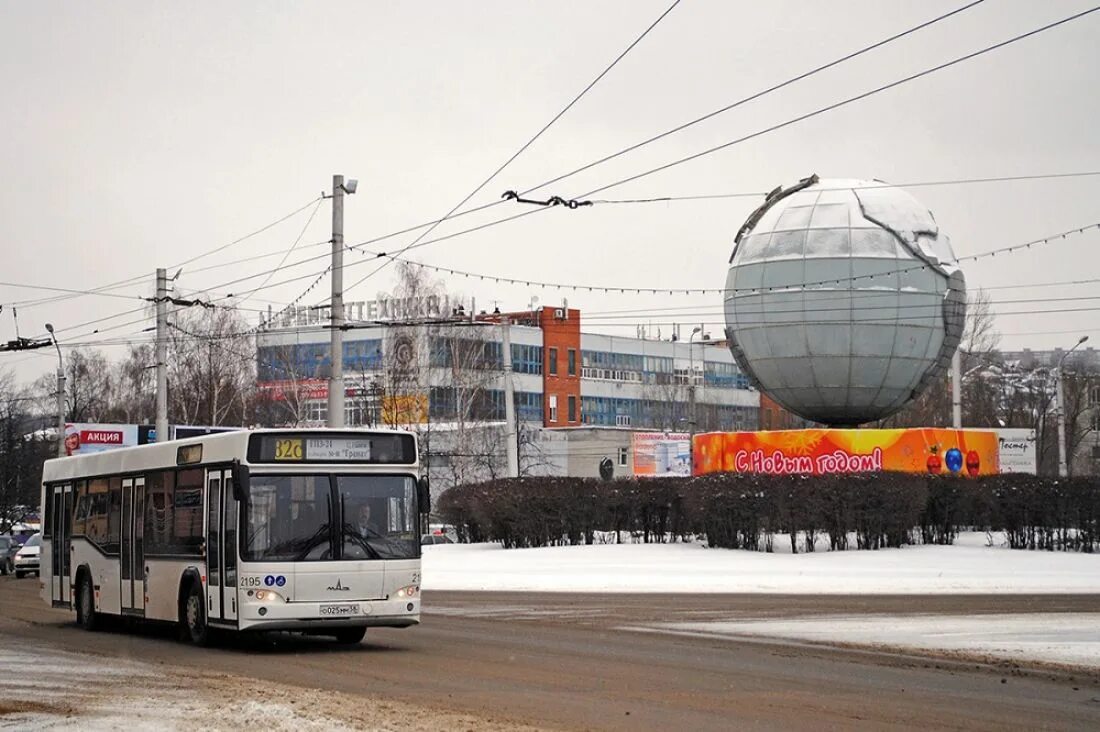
166,307,256,427
1061,367,1099,475
0,368,52,530
877,288,999,429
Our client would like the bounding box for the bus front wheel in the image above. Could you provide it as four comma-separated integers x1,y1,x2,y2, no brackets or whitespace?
76,574,100,631
182,582,211,646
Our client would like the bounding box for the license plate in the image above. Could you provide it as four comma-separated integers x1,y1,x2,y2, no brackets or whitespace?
319,603,361,617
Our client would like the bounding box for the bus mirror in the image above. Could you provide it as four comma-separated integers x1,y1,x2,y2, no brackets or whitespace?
231,462,250,502
417,476,430,515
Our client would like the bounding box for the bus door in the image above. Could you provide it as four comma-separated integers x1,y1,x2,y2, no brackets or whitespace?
49,483,72,607
120,477,145,613
206,468,238,623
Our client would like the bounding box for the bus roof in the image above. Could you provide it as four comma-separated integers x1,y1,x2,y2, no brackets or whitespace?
41,427,419,483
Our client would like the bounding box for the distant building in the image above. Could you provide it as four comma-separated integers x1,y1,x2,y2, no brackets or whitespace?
255,304,760,434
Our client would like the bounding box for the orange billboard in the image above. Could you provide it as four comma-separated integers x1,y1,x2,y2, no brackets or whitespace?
693,428,999,477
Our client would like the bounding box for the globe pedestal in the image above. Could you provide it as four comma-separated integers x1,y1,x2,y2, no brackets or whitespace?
693,427,1000,477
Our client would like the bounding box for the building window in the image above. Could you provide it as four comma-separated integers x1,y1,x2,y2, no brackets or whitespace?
1091,385,1100,407
568,349,576,376
549,394,558,423
305,400,327,424
617,447,628,467
615,414,631,427
549,347,558,376
568,395,577,422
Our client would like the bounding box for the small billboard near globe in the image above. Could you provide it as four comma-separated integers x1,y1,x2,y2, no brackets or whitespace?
632,432,691,477
693,428,999,477
997,428,1037,474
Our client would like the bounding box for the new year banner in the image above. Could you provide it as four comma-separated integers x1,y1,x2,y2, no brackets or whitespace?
693,428,1000,477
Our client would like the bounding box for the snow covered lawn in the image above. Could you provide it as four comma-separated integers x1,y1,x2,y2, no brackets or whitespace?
421,532,1100,594
422,533,1100,670
650,614,1100,670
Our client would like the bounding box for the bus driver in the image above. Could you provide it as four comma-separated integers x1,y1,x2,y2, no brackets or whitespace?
356,503,378,536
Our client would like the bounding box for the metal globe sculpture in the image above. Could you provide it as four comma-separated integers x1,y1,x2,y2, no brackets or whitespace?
723,175,966,426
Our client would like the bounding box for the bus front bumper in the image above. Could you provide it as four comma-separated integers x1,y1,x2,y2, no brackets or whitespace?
239,596,421,631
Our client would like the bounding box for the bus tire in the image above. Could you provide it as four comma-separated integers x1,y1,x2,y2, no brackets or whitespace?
182,580,211,646
332,626,367,644
76,573,100,631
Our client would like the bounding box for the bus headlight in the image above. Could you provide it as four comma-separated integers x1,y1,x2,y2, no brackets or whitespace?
254,590,285,603
394,585,419,599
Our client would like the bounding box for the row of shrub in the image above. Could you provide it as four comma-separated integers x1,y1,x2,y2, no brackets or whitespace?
436,473,1100,552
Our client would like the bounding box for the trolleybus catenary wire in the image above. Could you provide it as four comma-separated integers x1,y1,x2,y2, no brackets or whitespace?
314,7,1100,299
5,195,325,312
338,0,685,298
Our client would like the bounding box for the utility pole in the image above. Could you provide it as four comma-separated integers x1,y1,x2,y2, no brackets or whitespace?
1056,335,1088,478
951,349,962,428
688,326,702,472
501,317,519,477
328,174,357,428
45,324,65,457
155,268,168,443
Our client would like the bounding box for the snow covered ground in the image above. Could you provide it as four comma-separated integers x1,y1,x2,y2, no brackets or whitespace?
648,614,1100,670
422,532,1100,670
421,531,1100,594
0,635,543,731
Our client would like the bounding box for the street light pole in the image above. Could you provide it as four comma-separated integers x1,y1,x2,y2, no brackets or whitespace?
45,324,65,458
328,175,357,428
688,326,702,471
1056,335,1088,477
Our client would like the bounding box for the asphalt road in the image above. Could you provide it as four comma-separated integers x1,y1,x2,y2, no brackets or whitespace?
2,576,1099,731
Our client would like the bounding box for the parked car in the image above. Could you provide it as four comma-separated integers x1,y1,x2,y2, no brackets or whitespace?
13,533,41,578
0,536,18,576
420,532,455,545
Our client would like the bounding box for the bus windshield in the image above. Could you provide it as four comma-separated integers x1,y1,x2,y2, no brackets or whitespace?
243,474,418,562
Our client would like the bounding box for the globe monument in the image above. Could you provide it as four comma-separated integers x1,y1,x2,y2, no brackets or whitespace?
723,175,967,426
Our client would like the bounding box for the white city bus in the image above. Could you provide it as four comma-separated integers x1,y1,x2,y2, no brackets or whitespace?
39,429,428,645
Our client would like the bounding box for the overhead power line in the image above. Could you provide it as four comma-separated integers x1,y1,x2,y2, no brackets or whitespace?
353,223,1099,296
320,4,1099,289
582,170,1100,205
5,194,325,317
565,6,1100,204
507,0,988,201
99,4,1073,319
340,0,684,298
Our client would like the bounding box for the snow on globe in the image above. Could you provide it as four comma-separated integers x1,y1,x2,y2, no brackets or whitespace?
723,175,967,426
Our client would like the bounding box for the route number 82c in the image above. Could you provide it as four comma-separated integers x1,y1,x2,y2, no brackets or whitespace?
275,439,303,460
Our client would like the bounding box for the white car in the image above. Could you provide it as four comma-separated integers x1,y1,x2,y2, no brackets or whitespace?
14,534,40,578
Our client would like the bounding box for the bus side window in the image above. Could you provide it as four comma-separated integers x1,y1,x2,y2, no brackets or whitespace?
173,469,204,556
144,470,173,555
107,476,122,554
87,478,109,546
72,480,87,536
43,483,54,539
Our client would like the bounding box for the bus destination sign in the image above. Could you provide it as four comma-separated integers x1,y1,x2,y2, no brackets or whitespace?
249,432,416,464
306,438,371,461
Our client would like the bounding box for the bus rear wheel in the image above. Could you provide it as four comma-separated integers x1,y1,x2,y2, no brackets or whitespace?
332,627,367,645
182,582,211,646
76,575,100,631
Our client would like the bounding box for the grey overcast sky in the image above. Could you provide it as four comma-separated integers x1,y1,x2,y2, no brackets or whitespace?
2,0,1099,384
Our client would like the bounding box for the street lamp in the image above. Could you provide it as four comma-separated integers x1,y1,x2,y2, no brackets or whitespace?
1056,335,1088,477
687,326,703,472
45,324,66,458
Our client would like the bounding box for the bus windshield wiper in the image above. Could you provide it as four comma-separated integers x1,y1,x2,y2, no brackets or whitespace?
341,524,384,560
290,523,332,561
